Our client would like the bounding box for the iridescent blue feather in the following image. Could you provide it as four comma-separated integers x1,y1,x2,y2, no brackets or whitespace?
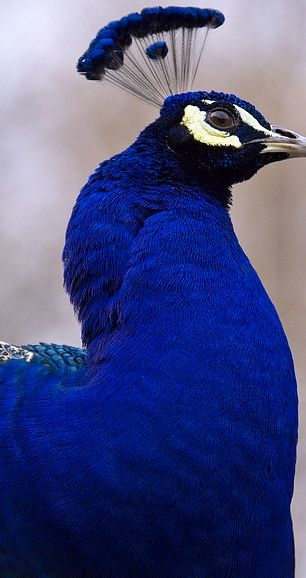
0,6,299,578
78,6,224,106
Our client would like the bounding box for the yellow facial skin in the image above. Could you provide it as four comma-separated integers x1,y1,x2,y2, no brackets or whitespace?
181,99,278,149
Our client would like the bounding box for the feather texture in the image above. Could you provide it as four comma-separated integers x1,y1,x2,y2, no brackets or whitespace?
77,6,224,106
0,341,86,370
0,8,300,578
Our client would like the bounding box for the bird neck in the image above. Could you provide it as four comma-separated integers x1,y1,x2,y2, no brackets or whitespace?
63,119,232,352
88,117,233,200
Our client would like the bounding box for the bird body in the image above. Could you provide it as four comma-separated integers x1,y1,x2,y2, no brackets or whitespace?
0,8,303,578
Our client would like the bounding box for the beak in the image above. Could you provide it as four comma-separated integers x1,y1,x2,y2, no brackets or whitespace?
259,125,306,158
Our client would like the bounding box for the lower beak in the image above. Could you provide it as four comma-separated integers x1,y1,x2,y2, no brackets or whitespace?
260,125,306,158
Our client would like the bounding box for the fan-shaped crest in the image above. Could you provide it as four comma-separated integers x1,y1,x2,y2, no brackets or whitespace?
77,6,225,107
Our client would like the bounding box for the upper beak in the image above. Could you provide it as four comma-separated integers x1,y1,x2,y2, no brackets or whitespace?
259,125,306,158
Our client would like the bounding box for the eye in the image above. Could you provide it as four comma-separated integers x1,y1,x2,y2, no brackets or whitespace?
206,108,238,131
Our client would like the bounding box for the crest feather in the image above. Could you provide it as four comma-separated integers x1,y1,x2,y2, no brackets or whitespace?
77,6,225,107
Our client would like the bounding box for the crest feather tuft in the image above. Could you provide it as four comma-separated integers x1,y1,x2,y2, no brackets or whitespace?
77,6,225,107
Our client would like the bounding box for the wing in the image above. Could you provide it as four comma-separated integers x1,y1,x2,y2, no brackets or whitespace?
0,341,86,371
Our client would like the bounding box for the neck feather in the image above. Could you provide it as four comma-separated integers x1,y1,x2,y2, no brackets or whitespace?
63,120,231,350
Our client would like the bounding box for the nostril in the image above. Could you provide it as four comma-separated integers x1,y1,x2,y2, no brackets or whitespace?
274,128,297,139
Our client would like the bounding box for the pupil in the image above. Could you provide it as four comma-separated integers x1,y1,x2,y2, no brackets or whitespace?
211,110,230,126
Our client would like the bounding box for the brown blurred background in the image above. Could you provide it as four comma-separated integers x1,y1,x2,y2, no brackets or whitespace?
1,0,305,574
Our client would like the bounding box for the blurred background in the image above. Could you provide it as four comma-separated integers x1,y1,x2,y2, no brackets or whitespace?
1,0,305,574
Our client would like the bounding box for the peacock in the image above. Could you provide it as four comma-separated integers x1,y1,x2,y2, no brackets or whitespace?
0,6,304,577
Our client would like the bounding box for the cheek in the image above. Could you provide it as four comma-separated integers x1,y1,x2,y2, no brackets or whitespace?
203,147,239,170
206,147,258,174
213,150,236,169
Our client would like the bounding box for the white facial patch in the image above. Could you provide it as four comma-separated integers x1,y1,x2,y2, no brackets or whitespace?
181,104,241,148
181,99,279,149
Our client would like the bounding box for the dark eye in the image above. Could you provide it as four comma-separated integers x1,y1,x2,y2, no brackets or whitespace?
206,108,238,131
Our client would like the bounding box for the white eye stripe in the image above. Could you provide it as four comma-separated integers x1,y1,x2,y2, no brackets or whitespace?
233,105,276,136
203,99,277,137
181,105,241,148
181,100,280,149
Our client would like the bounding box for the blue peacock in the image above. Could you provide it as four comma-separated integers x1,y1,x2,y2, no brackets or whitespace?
0,6,304,577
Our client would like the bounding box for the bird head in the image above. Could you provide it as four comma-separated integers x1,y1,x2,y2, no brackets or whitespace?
78,6,306,195
162,90,306,187
77,6,306,201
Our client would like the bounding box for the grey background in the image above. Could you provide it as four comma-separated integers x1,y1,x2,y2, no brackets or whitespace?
1,0,305,574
